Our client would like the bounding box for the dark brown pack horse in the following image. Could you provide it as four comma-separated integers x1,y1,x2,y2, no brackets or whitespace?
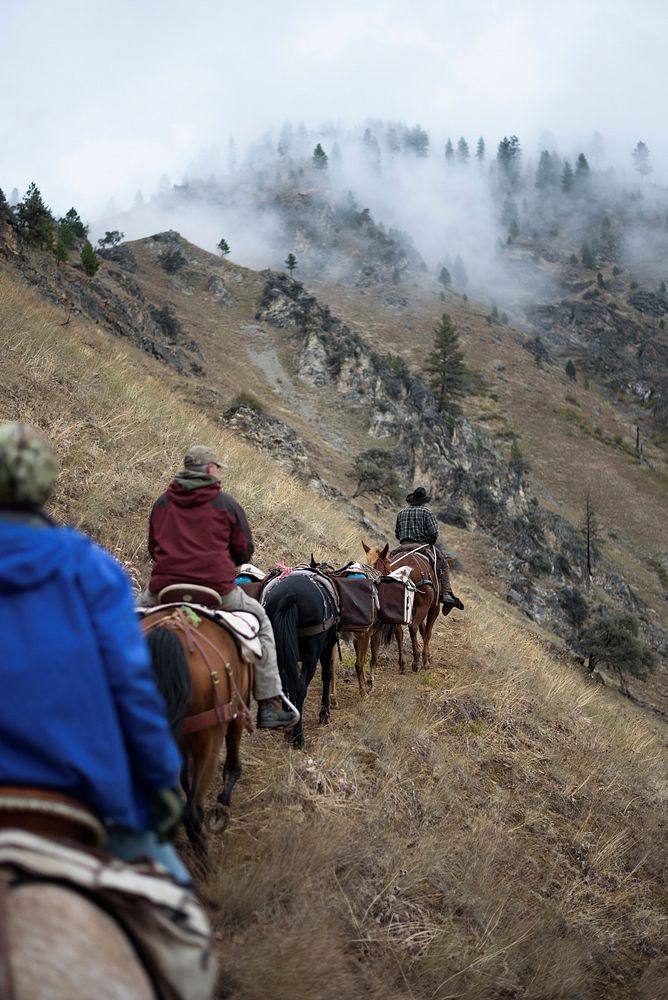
387,545,440,673
142,606,253,858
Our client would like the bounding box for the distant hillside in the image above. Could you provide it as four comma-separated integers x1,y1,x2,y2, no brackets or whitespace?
1,213,666,715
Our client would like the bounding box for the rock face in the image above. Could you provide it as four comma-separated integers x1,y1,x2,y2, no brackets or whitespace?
256,272,667,659
525,293,668,426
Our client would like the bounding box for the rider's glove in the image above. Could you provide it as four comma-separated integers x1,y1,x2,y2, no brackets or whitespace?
149,788,183,842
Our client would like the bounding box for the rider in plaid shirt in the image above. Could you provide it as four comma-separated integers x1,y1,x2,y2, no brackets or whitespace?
395,486,464,616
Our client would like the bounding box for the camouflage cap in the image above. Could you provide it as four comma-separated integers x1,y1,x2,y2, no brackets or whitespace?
0,422,58,506
183,444,228,470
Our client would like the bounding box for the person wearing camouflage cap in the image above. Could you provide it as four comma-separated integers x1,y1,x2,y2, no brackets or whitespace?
0,421,190,883
0,419,59,509
139,444,295,730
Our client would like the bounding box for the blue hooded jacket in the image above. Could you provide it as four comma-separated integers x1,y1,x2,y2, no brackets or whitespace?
0,515,181,831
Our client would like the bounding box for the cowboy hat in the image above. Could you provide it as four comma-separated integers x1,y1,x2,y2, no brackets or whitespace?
406,486,431,505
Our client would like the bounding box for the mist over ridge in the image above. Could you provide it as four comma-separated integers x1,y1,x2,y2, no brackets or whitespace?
91,120,668,317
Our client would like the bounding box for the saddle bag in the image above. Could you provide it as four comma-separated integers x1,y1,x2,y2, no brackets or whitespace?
377,576,416,625
332,576,376,631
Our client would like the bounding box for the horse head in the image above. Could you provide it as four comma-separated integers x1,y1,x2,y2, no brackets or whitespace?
362,540,390,574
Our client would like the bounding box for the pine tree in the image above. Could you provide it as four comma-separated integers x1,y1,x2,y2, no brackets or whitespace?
217,238,231,257
632,141,652,181
312,143,328,170
97,231,124,249
444,138,454,161
575,152,590,182
424,313,470,412
561,160,574,193
0,187,12,222
54,238,68,266
452,255,468,289
284,252,297,274
565,359,577,381
456,137,470,163
475,137,485,162
496,135,521,188
80,240,100,276
535,150,557,190
438,266,451,287
16,183,54,247
581,241,595,269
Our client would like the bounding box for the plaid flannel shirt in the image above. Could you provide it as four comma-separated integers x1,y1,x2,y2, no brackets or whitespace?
395,505,439,544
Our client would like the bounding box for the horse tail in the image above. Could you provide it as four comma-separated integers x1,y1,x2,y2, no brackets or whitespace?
146,627,192,738
268,592,300,697
381,624,395,645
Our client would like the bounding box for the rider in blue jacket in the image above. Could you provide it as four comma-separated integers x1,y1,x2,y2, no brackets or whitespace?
0,422,187,882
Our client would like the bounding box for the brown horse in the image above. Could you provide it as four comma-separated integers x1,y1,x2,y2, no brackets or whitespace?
347,541,393,695
387,545,440,673
142,606,253,859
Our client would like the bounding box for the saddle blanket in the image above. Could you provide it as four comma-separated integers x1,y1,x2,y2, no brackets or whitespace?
139,604,263,661
0,828,216,1000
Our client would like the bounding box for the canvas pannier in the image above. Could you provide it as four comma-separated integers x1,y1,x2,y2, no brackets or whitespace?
377,576,416,625
332,576,376,631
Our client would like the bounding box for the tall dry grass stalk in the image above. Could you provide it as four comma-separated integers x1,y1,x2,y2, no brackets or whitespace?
1,268,666,998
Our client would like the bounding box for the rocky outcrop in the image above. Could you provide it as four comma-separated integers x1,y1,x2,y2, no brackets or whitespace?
525,294,668,425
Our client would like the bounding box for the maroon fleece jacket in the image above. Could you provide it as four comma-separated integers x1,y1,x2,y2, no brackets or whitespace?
148,481,254,597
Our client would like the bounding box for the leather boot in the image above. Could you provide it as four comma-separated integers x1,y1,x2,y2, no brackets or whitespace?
257,698,298,730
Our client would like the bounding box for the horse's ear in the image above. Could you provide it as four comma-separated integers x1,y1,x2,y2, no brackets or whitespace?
381,543,389,559
362,540,370,554
310,553,317,568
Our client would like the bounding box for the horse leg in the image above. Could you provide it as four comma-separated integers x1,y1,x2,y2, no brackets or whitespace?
422,605,440,669
368,628,382,691
409,619,422,672
330,644,338,709
353,633,370,696
319,637,334,724
213,720,242,832
181,743,207,860
396,625,405,674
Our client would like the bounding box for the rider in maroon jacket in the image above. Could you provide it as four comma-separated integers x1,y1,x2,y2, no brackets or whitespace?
148,475,253,597
139,445,294,730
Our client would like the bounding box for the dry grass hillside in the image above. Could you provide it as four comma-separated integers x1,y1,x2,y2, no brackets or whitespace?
1,263,667,998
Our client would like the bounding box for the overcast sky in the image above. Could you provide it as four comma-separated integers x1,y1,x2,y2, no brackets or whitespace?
2,0,666,216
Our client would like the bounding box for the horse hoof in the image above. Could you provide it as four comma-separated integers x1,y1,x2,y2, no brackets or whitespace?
207,803,230,834
319,708,330,725
330,697,338,709
412,663,419,673
399,666,405,675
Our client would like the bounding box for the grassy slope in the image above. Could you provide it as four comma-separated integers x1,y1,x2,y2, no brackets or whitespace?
1,265,666,998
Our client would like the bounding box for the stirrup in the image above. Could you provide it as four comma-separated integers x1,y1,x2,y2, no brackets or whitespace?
280,694,301,727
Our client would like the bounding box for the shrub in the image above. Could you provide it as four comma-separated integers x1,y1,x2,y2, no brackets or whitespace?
558,586,588,627
149,304,182,340
159,249,187,274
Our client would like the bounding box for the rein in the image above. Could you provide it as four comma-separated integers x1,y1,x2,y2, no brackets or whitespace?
389,547,439,598
143,608,254,736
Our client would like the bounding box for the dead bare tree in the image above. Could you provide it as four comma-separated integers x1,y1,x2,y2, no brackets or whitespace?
581,491,600,583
